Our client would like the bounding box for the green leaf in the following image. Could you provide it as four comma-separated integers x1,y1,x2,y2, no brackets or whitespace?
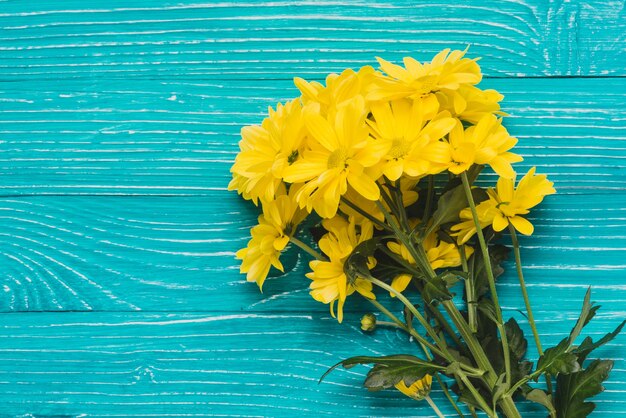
574,320,626,363
422,276,453,304
470,244,509,299
477,299,499,325
343,236,382,284
491,373,509,408
425,185,488,238
320,355,443,390
536,338,581,376
523,387,555,416
505,318,528,362
568,288,600,346
554,359,614,418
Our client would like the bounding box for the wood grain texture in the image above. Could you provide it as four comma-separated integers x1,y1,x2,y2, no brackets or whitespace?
0,0,625,416
0,78,624,195
0,312,622,417
0,193,624,315
0,0,624,79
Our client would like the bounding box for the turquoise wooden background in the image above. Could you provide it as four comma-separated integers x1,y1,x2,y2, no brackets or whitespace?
0,0,624,416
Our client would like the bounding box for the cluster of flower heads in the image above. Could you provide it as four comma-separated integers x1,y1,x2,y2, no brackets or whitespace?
230,48,555,323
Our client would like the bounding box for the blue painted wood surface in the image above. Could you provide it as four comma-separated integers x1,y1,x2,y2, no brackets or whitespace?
0,1,624,416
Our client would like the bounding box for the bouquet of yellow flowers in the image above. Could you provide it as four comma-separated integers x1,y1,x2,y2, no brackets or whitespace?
229,49,624,417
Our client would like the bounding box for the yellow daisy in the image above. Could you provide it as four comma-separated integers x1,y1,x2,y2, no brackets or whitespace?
236,186,307,290
367,96,457,180
307,217,376,323
229,99,307,204
282,96,386,218
487,167,556,235
436,84,505,124
428,115,523,179
367,48,482,102
294,66,378,118
451,167,555,242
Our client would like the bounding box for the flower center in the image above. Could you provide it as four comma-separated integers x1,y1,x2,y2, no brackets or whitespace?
389,138,411,159
412,75,438,96
327,148,348,169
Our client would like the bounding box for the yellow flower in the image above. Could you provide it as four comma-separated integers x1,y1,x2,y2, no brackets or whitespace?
294,66,378,118
387,228,473,295
423,231,474,269
307,217,376,323
229,99,307,204
428,115,523,179
436,84,505,124
395,374,432,401
367,48,481,102
236,186,307,290
451,167,555,242
367,96,457,180
487,167,556,235
451,199,498,245
282,96,386,218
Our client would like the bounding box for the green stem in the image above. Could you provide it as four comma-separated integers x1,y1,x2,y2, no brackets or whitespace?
508,225,542,354
460,172,512,387
369,277,448,358
508,225,555,398
376,320,404,328
374,200,515,415
368,299,466,417
340,197,391,232
443,300,496,380
423,175,435,222
458,372,497,417
436,374,466,418
369,277,491,409
392,179,411,232
425,395,446,418
378,245,464,348
460,245,478,333
289,236,324,260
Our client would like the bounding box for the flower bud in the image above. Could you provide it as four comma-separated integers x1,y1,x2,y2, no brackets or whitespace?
395,374,433,401
360,313,377,332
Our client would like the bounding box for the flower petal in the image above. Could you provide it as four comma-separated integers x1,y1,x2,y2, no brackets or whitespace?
510,216,534,235
347,173,380,201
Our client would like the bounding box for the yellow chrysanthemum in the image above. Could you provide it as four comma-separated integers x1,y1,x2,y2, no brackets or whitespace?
236,186,307,290
307,217,376,323
367,96,457,180
395,374,433,401
451,199,498,245
386,229,473,295
428,115,523,179
436,84,505,124
451,167,555,242
294,66,378,118
282,96,386,218
487,167,556,235
229,99,307,204
367,48,481,102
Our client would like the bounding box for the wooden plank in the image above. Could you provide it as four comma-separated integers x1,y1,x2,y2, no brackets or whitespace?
0,311,622,417
0,0,623,79
0,77,624,195
0,193,624,313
